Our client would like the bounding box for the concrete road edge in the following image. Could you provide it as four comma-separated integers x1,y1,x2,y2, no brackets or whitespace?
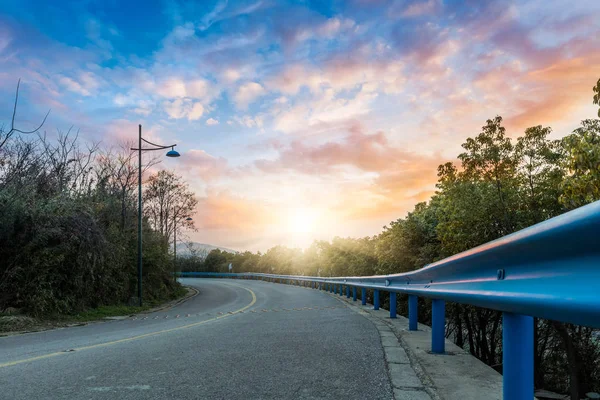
320,288,504,400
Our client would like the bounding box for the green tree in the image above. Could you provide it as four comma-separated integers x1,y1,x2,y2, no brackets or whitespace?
559,120,600,208
203,249,229,272
593,78,600,118
514,125,564,226
458,115,518,235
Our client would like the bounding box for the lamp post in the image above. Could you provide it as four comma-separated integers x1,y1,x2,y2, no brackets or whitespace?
173,212,193,282
131,124,180,307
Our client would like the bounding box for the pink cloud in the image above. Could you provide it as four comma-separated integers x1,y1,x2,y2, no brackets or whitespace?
178,149,228,181
507,54,600,131
254,123,444,220
233,81,265,109
194,190,276,231
395,0,441,17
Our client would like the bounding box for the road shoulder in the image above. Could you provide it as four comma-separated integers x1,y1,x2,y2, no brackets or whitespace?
325,290,503,400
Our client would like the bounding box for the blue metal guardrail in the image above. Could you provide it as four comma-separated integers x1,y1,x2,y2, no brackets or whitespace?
179,200,600,400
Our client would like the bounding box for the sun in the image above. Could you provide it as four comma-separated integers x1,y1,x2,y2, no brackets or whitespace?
287,207,318,235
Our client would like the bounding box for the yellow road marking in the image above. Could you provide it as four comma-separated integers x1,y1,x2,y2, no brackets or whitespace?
0,286,257,369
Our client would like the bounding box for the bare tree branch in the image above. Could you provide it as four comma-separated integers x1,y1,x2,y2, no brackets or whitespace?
0,79,51,151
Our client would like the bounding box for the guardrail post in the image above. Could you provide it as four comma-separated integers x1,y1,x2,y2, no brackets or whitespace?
330,284,334,293
431,299,445,354
408,295,418,331
352,287,357,301
346,286,350,298
389,292,397,318
503,313,533,400
339,285,343,296
374,290,380,310
361,288,366,305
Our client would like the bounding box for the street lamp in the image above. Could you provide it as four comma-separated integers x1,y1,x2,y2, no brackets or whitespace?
173,213,193,282
131,124,180,307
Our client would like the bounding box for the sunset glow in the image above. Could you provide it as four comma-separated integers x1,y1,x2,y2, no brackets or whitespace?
287,208,318,236
1,1,599,251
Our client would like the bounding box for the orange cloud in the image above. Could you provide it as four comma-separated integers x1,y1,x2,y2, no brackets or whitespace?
194,190,277,231
508,54,600,131
254,123,444,221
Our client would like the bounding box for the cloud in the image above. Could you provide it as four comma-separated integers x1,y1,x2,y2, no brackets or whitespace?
59,76,91,96
156,78,187,98
396,0,441,17
233,81,265,109
257,123,408,173
221,68,242,83
163,99,205,120
188,102,205,120
164,99,187,119
234,114,264,128
271,84,378,134
252,122,444,220
507,54,600,131
153,77,213,101
178,149,228,181
195,190,277,231
5,0,600,251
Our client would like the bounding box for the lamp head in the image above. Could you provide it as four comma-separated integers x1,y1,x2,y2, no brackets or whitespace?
166,147,180,158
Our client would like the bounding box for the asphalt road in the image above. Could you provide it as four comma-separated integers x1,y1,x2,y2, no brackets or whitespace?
0,278,393,399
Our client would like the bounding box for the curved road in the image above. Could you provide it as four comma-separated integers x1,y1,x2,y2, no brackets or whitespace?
0,278,393,399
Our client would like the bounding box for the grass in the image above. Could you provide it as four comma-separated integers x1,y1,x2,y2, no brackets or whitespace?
70,304,153,322
0,285,192,333
70,286,189,322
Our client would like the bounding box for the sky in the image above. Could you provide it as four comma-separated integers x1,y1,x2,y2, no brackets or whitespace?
1,0,599,251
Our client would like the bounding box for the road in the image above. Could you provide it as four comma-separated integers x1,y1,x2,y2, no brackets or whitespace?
0,279,393,399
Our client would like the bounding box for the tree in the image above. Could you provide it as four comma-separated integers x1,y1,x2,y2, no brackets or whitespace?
95,142,159,231
458,115,518,236
514,125,564,226
0,80,49,151
0,81,188,315
559,120,600,209
144,170,197,245
593,78,600,118
203,249,229,272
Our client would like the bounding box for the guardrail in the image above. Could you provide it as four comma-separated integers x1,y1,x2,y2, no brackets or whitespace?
179,200,600,400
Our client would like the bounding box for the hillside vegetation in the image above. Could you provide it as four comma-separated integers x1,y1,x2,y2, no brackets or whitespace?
0,83,196,317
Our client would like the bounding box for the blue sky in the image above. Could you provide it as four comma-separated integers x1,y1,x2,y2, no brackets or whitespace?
1,0,599,250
